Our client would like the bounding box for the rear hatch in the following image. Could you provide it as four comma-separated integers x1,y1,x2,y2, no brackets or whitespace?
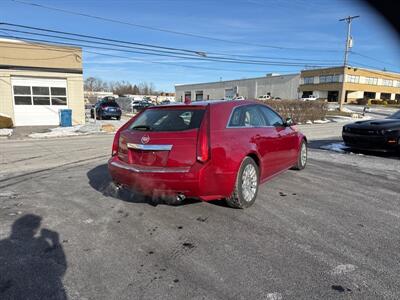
118,106,206,168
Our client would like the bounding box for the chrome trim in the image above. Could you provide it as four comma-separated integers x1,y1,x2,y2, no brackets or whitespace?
110,160,190,173
127,143,172,151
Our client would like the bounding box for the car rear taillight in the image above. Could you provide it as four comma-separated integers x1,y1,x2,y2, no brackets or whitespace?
111,130,121,156
196,106,210,163
111,112,143,156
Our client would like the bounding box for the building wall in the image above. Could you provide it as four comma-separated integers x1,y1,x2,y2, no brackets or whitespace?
0,70,85,125
0,73,13,119
175,74,300,101
0,40,84,126
299,66,400,103
0,40,82,70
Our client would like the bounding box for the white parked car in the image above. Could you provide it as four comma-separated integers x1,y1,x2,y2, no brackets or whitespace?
233,96,246,100
257,95,271,101
300,95,318,101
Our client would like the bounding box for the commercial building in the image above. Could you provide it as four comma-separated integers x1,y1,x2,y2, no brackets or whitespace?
175,73,300,102
299,66,400,104
0,39,85,126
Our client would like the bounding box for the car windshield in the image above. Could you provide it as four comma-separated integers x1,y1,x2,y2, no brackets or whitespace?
388,110,400,119
129,108,205,131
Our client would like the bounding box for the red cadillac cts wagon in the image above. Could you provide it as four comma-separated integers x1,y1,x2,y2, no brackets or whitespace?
108,100,307,208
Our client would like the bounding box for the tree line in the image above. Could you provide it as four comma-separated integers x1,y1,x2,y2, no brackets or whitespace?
84,77,168,95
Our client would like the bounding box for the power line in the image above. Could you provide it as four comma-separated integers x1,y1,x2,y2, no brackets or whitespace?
0,22,204,56
0,23,342,63
10,0,343,52
351,51,400,69
84,50,298,74
0,29,299,73
0,32,334,67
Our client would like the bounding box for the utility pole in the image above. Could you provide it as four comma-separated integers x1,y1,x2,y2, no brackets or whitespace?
339,15,359,111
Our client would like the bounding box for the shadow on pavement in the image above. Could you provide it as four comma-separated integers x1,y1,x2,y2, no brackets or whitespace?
86,164,201,207
0,214,67,299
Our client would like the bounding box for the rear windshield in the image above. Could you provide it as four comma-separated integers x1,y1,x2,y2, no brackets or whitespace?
103,101,119,107
129,108,205,131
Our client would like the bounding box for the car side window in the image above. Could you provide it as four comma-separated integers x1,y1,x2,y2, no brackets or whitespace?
228,105,267,127
259,105,284,127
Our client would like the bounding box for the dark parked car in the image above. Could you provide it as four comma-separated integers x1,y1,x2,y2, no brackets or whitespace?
91,97,122,120
108,100,307,208
342,110,400,152
132,100,154,113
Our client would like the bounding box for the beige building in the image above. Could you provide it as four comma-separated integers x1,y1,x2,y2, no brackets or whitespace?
0,39,85,126
299,66,400,104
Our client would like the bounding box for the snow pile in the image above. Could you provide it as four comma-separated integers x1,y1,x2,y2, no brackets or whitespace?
27,122,115,138
0,128,13,137
341,107,356,113
29,125,87,138
328,115,372,123
320,142,349,153
313,119,331,124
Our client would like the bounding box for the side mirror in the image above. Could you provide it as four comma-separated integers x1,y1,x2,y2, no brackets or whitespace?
285,117,295,126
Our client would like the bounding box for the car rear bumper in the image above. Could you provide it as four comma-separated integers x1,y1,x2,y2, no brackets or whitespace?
102,111,122,117
108,156,236,200
342,133,400,152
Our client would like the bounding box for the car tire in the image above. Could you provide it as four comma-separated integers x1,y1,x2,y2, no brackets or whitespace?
292,140,307,170
116,116,121,120
226,157,259,209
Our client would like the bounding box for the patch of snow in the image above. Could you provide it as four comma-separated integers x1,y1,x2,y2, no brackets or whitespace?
28,123,106,138
320,142,348,153
29,125,86,138
341,107,356,113
313,119,331,124
306,120,313,124
328,115,372,123
331,264,356,275
0,128,13,136
266,293,283,300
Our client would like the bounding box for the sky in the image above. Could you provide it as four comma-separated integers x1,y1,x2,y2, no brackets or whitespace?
1,0,400,92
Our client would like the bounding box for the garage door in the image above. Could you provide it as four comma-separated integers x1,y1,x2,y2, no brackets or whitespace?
12,77,68,126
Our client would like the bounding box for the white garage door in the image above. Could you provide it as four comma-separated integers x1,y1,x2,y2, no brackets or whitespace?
12,77,68,126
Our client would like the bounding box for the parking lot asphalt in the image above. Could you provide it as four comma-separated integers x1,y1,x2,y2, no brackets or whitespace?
0,133,399,300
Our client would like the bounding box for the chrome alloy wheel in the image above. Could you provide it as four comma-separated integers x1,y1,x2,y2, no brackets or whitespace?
300,142,307,167
241,164,258,202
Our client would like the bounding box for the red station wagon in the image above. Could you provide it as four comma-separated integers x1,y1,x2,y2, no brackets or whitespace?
108,100,307,208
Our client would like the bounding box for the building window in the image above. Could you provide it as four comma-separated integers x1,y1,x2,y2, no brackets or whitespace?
319,74,340,83
346,75,360,83
381,93,391,100
395,81,400,88
381,79,393,87
13,85,67,106
184,91,191,102
395,94,400,101
364,91,376,99
195,91,203,101
365,77,378,85
303,77,314,84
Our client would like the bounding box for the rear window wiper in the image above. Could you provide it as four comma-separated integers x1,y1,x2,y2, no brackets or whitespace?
131,125,153,131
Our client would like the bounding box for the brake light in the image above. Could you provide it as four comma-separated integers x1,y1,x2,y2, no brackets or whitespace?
196,107,210,162
111,112,143,156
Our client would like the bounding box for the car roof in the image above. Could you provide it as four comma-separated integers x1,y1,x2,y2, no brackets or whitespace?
148,99,266,110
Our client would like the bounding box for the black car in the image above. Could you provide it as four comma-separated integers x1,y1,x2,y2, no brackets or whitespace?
342,110,400,152
131,100,153,113
91,97,122,120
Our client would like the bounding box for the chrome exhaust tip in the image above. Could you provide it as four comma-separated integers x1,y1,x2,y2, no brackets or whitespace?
176,193,186,202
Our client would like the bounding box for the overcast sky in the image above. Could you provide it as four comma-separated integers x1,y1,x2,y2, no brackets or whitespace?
2,0,400,91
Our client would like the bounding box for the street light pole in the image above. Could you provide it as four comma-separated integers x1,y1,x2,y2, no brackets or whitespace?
339,15,359,111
